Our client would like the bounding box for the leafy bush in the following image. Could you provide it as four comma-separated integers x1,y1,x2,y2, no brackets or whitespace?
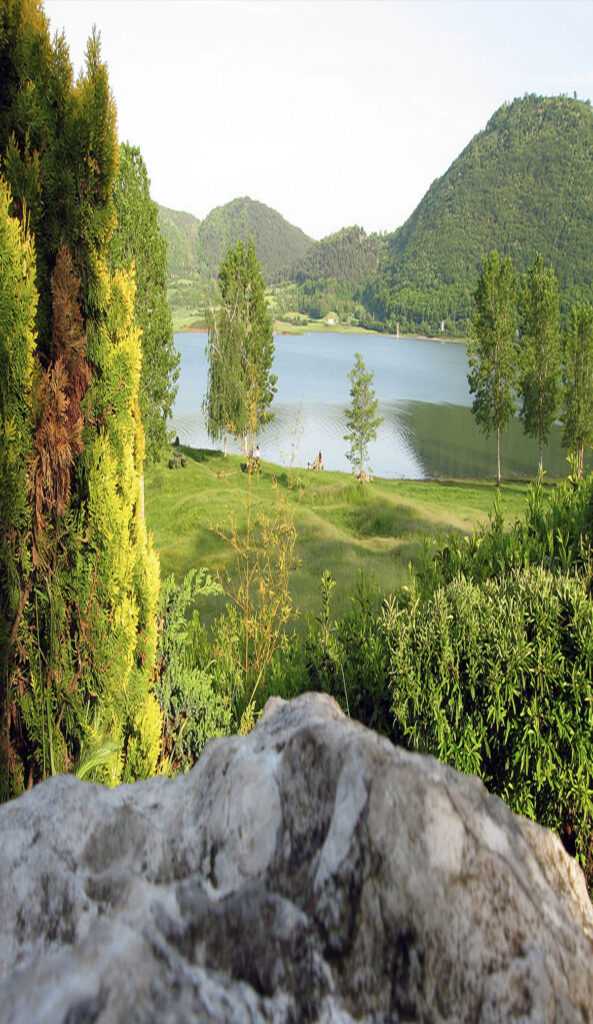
303,571,391,736
154,571,232,775
383,567,593,876
416,471,593,596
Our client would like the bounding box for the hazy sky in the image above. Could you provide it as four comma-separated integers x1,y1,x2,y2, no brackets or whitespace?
43,0,593,240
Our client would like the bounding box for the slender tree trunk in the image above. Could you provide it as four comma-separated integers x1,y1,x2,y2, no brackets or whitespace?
223,435,227,458
539,426,544,473
497,428,501,488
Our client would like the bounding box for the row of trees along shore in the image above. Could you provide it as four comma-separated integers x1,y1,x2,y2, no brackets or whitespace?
469,249,593,486
0,2,177,797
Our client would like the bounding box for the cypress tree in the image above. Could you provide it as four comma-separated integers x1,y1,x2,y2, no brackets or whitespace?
109,142,179,461
0,178,37,797
0,3,161,794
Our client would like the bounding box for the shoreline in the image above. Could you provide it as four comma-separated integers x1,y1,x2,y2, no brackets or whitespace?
174,324,467,344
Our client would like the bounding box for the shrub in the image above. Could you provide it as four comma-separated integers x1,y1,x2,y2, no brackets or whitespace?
383,567,593,876
153,571,232,775
303,570,391,736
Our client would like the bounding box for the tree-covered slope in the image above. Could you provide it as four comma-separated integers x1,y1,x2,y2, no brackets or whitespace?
197,197,313,282
368,95,593,335
272,225,384,322
158,197,314,285
157,205,202,278
288,225,382,289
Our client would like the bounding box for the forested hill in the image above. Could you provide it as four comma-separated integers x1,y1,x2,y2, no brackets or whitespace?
198,197,313,282
287,226,382,288
366,95,593,336
158,197,313,283
157,206,202,278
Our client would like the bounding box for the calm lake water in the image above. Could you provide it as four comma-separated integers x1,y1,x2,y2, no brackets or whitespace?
170,331,570,480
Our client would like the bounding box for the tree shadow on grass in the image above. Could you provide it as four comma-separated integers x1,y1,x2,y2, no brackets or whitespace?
175,445,222,465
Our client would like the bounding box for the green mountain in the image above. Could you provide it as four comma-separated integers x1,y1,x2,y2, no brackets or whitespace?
367,94,593,336
289,225,382,288
197,197,313,283
157,196,313,285
276,225,384,321
157,205,202,278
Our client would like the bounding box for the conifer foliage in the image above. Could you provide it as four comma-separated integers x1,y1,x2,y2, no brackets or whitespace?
0,2,160,797
0,179,37,795
109,142,179,461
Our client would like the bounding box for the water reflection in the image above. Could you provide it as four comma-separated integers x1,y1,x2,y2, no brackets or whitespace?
171,332,574,480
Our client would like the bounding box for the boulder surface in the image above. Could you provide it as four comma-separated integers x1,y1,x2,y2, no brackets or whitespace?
1,692,592,1023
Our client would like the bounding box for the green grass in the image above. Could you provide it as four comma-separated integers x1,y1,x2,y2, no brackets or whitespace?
144,447,537,629
170,307,207,332
273,315,380,336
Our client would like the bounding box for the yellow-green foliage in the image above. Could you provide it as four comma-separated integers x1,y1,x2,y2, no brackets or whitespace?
0,7,162,797
122,691,163,782
0,178,37,797
83,267,161,780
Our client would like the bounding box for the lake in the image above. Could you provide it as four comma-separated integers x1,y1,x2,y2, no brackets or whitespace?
170,331,570,480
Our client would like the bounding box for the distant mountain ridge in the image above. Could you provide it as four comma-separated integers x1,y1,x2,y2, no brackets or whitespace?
157,197,313,284
158,205,202,279
160,95,593,335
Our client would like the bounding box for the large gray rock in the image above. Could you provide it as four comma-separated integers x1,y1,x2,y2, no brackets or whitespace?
1,692,592,1023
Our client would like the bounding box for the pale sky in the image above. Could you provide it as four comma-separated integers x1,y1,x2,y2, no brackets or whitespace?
43,0,593,241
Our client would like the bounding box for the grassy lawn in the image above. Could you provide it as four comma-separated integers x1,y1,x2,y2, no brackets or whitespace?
144,446,536,629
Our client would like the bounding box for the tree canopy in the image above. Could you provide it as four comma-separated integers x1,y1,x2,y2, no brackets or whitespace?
561,303,593,477
205,238,276,454
517,253,561,471
467,250,517,487
109,141,179,461
344,352,383,481
0,3,160,798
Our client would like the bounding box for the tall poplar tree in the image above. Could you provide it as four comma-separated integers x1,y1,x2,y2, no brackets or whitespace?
109,142,179,461
344,352,383,482
0,4,161,796
467,250,517,487
518,253,561,472
561,303,593,478
205,238,276,455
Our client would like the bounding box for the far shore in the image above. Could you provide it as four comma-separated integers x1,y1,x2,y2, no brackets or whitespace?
173,321,466,344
